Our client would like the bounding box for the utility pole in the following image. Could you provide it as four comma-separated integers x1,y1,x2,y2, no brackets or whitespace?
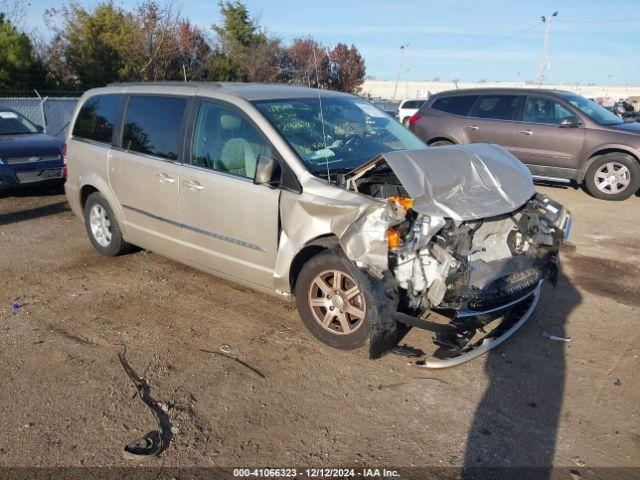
537,11,558,86
393,44,408,100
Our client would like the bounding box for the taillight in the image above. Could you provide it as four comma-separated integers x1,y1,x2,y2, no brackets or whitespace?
408,114,421,126
62,144,68,178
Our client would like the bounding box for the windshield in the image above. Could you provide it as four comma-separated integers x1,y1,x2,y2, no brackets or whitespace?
558,93,623,126
0,111,39,135
253,96,426,176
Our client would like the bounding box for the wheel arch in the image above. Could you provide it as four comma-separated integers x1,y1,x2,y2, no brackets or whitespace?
427,136,456,146
578,146,640,183
288,235,341,293
77,174,129,238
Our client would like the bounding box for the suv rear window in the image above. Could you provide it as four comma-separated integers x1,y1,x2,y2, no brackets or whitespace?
431,95,478,116
122,96,187,160
401,100,425,109
473,95,520,120
73,94,122,144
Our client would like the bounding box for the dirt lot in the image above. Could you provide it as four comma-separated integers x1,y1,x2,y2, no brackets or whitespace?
0,183,638,473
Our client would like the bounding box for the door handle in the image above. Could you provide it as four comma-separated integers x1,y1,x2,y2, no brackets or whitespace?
465,125,479,130
519,130,533,136
157,173,175,183
183,180,204,191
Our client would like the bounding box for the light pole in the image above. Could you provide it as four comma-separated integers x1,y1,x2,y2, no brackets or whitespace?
537,11,558,86
393,44,408,100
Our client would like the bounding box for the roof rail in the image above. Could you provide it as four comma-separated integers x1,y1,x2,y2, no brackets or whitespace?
105,81,221,87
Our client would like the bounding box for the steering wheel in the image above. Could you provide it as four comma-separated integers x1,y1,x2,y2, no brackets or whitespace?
340,134,363,151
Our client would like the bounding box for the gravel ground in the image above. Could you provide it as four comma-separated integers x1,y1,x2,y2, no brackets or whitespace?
0,183,638,472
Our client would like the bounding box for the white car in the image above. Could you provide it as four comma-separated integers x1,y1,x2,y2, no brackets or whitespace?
397,99,426,125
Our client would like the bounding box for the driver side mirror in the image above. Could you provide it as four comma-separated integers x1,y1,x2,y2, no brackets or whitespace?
254,155,281,186
35,124,45,132
559,117,581,128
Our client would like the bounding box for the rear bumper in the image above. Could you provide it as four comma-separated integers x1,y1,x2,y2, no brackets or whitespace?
64,182,83,218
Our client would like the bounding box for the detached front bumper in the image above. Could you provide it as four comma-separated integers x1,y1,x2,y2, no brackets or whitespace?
392,280,543,368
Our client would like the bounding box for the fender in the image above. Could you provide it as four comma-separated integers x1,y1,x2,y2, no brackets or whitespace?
77,173,130,239
578,144,640,183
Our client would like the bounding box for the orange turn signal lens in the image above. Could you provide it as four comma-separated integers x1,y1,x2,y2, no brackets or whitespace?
387,196,413,211
387,228,402,249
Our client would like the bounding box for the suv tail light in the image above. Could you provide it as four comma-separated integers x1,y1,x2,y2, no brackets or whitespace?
408,114,421,126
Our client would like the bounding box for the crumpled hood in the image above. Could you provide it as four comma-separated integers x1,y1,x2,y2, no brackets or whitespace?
373,144,535,221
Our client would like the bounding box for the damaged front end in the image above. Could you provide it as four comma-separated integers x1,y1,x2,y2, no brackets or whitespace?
339,144,571,367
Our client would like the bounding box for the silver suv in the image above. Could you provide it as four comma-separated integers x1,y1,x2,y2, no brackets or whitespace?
65,82,570,367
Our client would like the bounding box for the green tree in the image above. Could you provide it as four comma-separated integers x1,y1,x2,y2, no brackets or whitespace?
0,13,40,90
44,2,137,88
209,1,282,82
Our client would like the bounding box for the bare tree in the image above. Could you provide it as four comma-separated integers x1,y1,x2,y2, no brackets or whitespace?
0,0,27,27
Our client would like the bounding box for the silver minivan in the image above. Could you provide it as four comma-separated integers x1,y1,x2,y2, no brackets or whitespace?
65,82,570,367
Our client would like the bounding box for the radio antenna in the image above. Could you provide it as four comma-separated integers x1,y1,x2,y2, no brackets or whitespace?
312,46,330,181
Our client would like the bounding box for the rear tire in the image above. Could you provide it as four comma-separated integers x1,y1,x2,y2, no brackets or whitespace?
429,140,454,147
294,250,383,351
83,192,131,256
584,153,640,201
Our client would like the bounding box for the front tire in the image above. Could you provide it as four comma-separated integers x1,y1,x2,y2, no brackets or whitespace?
584,153,640,201
83,192,131,256
294,250,382,350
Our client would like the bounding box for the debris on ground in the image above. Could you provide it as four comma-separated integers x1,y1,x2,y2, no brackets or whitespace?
11,303,20,310
390,344,425,358
571,456,586,467
543,331,572,342
200,348,265,379
219,344,232,354
117,347,173,457
614,379,622,386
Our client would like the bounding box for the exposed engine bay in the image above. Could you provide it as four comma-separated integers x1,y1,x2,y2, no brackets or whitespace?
336,144,571,367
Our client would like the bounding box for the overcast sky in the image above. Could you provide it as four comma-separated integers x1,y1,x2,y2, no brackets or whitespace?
21,0,640,85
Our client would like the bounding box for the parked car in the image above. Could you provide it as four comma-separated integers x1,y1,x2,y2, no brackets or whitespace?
610,100,639,122
397,99,426,126
409,88,640,200
0,109,65,190
64,82,569,367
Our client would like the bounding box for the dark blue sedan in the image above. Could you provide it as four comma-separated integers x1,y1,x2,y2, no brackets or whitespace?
0,109,65,189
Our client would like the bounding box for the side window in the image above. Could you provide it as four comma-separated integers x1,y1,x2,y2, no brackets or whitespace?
474,95,520,120
72,94,122,143
524,96,576,125
191,102,273,180
431,95,479,116
122,96,187,160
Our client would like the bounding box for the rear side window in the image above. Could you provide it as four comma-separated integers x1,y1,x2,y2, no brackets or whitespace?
431,95,478,116
473,95,520,120
73,94,122,143
122,96,187,160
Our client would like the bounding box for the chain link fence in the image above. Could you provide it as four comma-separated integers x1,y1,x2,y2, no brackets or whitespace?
0,97,80,140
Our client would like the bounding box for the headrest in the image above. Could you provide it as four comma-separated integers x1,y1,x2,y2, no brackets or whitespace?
220,114,241,130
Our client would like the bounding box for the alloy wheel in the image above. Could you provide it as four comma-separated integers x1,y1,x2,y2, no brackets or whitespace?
89,204,112,247
595,162,631,194
307,269,366,335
